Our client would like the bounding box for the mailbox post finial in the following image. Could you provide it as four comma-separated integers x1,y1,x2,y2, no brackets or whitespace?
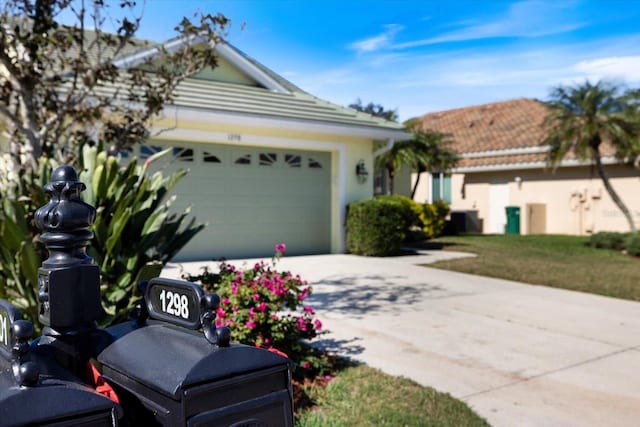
33,165,108,377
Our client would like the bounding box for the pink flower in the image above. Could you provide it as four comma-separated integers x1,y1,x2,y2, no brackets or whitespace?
296,316,307,332
216,308,226,318
252,293,260,301
314,319,323,331
303,306,314,314
302,362,310,369
274,243,287,254
222,297,230,306
245,321,256,329
257,302,268,312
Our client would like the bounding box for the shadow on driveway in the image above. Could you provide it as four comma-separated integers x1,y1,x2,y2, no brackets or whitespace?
308,274,445,317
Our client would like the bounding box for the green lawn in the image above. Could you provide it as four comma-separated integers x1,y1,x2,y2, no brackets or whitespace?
296,365,489,427
426,234,640,301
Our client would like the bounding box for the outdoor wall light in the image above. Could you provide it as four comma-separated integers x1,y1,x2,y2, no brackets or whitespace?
355,160,368,184
515,176,522,189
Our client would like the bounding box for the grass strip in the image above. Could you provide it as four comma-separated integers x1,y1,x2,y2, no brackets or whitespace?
296,365,489,427
426,234,640,301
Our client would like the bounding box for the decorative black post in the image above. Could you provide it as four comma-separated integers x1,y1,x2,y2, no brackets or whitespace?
33,165,109,377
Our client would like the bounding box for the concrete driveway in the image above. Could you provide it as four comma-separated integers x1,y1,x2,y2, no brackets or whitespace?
163,251,640,427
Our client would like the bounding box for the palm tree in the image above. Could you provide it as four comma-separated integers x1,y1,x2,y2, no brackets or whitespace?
409,130,459,199
375,129,458,195
542,80,640,232
375,139,420,195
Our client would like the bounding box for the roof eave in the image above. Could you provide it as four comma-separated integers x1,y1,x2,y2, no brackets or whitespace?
161,104,411,141
454,156,621,173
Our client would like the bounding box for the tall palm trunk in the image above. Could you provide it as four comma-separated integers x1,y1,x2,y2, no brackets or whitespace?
593,147,637,232
387,168,395,195
411,168,425,200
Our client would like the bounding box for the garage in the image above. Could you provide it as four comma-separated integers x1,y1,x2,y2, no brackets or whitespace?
140,141,332,261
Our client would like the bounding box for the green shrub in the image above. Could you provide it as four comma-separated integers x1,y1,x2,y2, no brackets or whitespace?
346,197,414,256
624,233,640,256
420,200,450,238
184,244,329,378
589,231,627,250
374,194,423,228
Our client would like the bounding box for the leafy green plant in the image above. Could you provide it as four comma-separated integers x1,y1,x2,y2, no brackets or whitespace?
623,233,640,256
420,200,450,238
0,156,53,324
183,244,328,378
346,196,414,256
588,231,628,250
0,145,204,328
375,194,423,228
78,144,205,325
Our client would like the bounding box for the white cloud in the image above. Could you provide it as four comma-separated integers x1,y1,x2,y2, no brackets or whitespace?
394,1,584,49
573,56,640,82
348,24,404,53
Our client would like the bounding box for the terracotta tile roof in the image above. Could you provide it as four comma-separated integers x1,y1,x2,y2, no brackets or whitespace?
415,98,625,170
418,98,548,152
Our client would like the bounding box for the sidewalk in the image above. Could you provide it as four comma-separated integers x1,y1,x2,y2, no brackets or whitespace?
163,251,640,427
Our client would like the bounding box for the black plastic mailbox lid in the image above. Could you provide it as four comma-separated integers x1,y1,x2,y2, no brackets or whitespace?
97,322,288,399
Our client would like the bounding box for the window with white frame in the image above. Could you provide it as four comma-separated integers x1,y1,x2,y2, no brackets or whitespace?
431,172,452,204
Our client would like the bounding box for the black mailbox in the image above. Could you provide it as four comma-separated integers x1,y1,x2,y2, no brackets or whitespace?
99,322,293,426
0,166,294,425
98,277,293,426
0,299,121,426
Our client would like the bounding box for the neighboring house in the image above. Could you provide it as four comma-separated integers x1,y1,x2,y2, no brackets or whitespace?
409,98,640,235
114,40,409,260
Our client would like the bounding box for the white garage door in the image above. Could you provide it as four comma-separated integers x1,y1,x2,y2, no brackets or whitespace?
141,142,332,261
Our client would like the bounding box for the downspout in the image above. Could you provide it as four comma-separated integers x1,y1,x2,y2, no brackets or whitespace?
373,138,395,158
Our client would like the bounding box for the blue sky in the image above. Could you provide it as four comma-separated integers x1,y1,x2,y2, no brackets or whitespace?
101,0,640,121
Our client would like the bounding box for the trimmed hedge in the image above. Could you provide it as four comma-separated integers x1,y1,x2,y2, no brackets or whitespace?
346,196,415,256
589,231,640,257
589,231,627,250
624,233,640,256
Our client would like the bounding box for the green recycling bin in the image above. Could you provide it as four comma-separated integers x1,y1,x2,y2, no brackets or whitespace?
506,206,521,234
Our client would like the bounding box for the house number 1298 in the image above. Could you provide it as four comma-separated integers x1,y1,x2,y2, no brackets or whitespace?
159,289,190,319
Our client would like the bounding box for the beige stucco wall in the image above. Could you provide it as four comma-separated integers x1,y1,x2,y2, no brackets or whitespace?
152,117,375,253
444,165,640,235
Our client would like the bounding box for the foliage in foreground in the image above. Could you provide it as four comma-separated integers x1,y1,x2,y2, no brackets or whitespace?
0,146,203,328
79,145,204,325
296,364,489,427
0,159,50,323
429,234,640,301
183,244,329,378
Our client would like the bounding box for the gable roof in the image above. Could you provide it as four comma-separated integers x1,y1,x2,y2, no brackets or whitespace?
112,36,409,140
416,98,551,171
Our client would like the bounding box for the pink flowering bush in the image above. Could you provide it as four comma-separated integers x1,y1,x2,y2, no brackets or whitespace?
183,244,329,377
